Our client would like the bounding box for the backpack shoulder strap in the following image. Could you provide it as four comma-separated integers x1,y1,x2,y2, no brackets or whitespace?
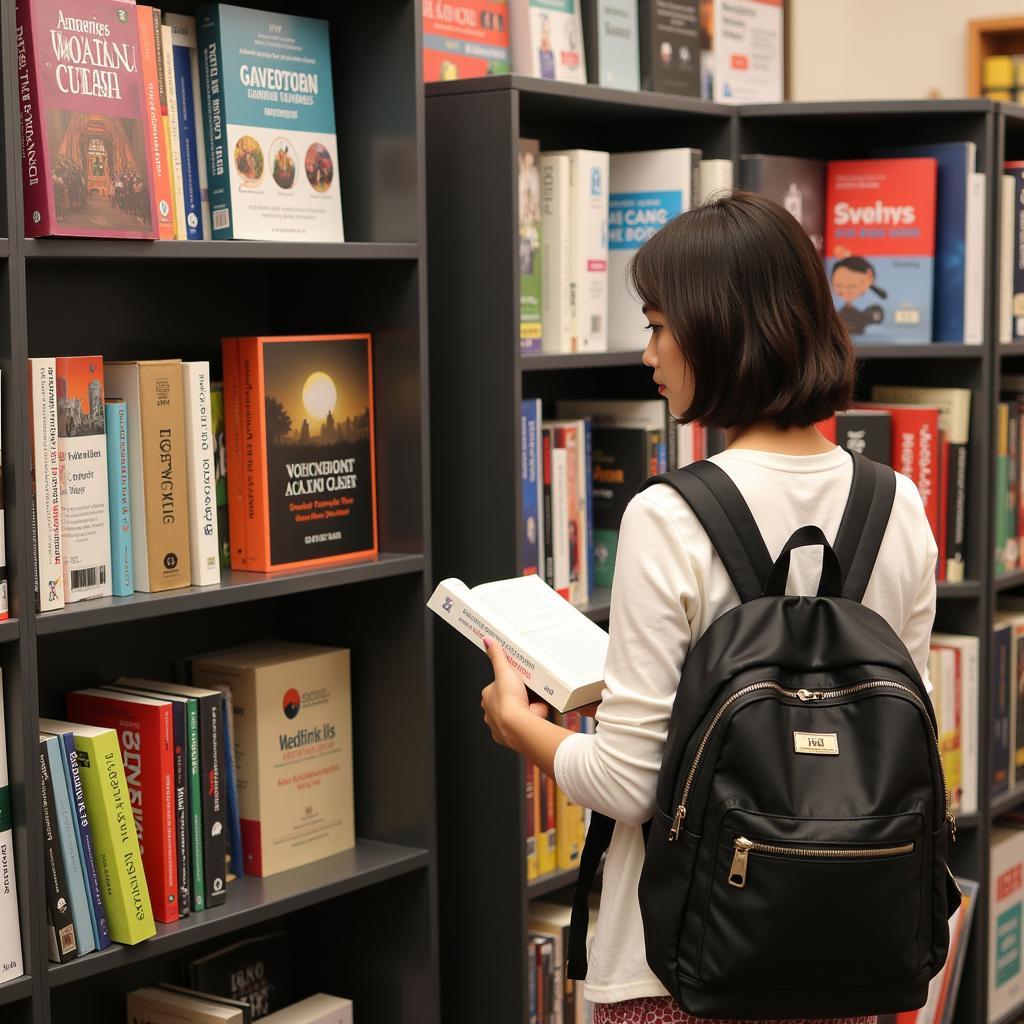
640,461,773,604
832,451,898,602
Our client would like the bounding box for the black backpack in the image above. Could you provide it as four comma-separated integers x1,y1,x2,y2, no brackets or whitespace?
567,452,961,1018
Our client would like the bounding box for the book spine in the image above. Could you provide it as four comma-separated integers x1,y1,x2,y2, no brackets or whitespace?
961,640,979,815
1002,175,1015,343
210,383,231,570
963,172,985,344
551,446,571,600
73,731,155,944
583,417,594,600
521,401,540,576
161,25,188,240
998,404,1010,575
1010,403,1021,571
29,359,64,612
555,426,581,605
184,698,205,911
542,429,554,588
572,151,609,352
162,702,189,917
519,139,543,354
1014,169,1024,340
59,732,109,949
994,626,1012,796
0,681,22,982
0,371,8,621
105,401,134,597
217,690,244,879
182,363,221,586
178,15,212,237
149,6,179,240
44,736,95,955
525,763,538,882
540,155,572,354
237,340,269,571
221,339,247,569
15,2,51,237
170,27,204,239
937,435,948,583
137,6,175,240
40,741,76,962
198,694,227,906
197,8,232,239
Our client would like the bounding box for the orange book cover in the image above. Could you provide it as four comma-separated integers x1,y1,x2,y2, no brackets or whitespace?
137,6,175,239
226,334,378,571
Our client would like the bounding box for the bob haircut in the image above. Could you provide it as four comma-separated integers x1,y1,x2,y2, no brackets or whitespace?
629,190,856,432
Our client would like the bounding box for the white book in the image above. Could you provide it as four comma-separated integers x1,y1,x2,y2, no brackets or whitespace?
608,148,701,349
547,419,589,605
963,171,986,345
262,994,353,1024
28,358,64,612
930,632,979,817
0,672,23,983
427,574,609,713
161,25,187,240
699,158,734,203
512,0,587,83
540,153,573,354
1002,174,1016,344
551,445,570,600
182,362,220,587
545,149,610,352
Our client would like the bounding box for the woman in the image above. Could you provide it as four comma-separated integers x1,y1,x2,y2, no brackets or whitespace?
480,192,937,1024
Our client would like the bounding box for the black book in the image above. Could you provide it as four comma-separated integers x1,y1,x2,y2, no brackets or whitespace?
40,739,76,962
834,410,892,465
638,0,699,96
739,155,826,257
542,427,555,589
187,931,292,1018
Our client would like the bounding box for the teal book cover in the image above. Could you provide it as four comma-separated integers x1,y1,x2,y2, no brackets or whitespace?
583,0,640,90
197,3,344,241
104,400,133,596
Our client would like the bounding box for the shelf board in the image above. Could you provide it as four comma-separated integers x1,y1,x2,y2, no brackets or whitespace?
34,553,424,634
521,350,645,371
0,619,21,642
1001,341,1024,359
0,239,9,259
0,975,31,1008
48,840,430,987
19,239,419,262
740,98,997,119
853,344,983,359
580,589,611,623
937,580,982,599
996,568,1024,593
527,866,579,899
992,788,1024,820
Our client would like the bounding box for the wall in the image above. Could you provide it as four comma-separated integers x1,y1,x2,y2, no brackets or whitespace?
790,0,1024,101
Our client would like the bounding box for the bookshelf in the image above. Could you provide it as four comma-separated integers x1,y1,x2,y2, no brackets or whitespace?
426,82,1009,1024
0,1,438,1023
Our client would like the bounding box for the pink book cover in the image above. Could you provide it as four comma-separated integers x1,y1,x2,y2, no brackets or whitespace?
17,0,158,238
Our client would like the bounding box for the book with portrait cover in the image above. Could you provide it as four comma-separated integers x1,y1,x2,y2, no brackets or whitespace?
511,0,587,83
197,3,344,241
423,0,509,82
16,0,158,238
222,334,377,572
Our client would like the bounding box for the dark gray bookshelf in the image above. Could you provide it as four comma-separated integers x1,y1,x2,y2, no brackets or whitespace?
0,2,438,1024
427,87,1010,1024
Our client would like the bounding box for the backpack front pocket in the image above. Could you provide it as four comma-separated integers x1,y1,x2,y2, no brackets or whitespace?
697,809,926,990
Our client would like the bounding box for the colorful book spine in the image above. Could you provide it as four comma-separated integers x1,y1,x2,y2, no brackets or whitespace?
519,138,543,354
104,400,134,597
29,357,64,612
183,695,205,911
538,769,557,876
1007,164,1024,340
137,5,175,239
0,675,23,982
526,762,539,882
182,362,220,586
161,23,188,239
167,20,203,238
994,622,1013,797
210,382,231,570
521,399,542,576
40,739,76,962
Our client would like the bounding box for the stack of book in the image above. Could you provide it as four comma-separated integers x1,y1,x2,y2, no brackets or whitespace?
527,900,594,1024
127,986,353,1023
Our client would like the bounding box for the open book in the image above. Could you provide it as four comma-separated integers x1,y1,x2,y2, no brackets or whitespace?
427,574,609,713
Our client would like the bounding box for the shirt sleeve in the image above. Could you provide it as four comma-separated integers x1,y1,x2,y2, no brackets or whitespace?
901,516,939,695
554,491,701,825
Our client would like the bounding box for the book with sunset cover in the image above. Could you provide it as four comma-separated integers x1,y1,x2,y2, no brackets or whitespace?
222,335,377,572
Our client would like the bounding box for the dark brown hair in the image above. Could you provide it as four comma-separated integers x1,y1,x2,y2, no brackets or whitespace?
629,190,855,431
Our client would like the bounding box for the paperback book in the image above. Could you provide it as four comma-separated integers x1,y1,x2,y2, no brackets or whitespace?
739,155,825,256
512,0,587,82
638,0,699,96
519,139,543,355
581,0,640,90
422,0,510,81
29,357,65,612
104,398,133,596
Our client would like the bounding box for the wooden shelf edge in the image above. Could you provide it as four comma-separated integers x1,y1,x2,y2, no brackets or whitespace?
47,841,430,987
19,239,420,262
0,975,31,1008
527,866,579,900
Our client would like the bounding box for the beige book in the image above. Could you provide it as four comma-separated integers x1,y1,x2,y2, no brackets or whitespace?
127,987,244,1023
191,642,354,877
262,994,353,1024
105,360,192,592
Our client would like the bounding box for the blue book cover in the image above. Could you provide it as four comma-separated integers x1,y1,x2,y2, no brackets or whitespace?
219,691,244,879
521,399,541,576
197,3,344,241
583,0,640,90
170,36,204,239
104,401,133,597
43,726,110,950
41,735,95,956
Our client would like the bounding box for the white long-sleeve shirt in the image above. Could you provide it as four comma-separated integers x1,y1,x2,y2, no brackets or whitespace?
553,445,938,1003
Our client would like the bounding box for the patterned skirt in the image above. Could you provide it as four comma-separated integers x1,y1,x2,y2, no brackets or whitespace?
591,997,879,1024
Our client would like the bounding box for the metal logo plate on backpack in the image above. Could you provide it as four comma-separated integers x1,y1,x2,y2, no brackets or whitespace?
793,732,839,755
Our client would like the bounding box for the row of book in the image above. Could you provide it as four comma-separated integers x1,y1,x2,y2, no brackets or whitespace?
992,609,1024,804
519,144,987,354
990,820,1024,1022
127,987,352,1023
527,900,595,1024
996,382,1024,575
18,0,343,242
424,0,784,105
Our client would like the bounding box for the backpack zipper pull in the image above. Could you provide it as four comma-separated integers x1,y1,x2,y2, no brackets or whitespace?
669,804,686,842
797,688,823,701
729,837,753,888
947,810,957,844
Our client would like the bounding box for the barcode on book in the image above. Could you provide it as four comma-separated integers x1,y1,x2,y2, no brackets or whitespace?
213,208,230,230
71,565,107,591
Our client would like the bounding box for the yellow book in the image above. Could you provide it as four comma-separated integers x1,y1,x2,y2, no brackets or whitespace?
538,770,558,875
50,720,155,945
526,763,539,882
984,55,1015,100
555,784,583,871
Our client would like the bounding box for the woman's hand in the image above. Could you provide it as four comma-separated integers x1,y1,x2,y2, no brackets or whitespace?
481,637,550,748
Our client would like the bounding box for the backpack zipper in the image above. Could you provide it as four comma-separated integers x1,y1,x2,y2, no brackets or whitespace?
727,835,916,889
667,680,953,843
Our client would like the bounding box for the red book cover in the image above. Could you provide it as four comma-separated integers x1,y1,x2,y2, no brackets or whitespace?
422,1,509,83
66,687,178,923
815,416,836,443
224,335,378,572
855,402,941,548
16,0,158,238
938,432,949,582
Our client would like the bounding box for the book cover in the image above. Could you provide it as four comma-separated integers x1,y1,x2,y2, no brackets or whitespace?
187,931,292,1016
40,739,77,962
825,158,937,344
608,148,701,349
104,398,134,596
551,443,570,599
990,827,1024,1021
550,421,584,604
56,355,112,603
105,360,192,593
127,987,247,1024
211,382,231,570
260,995,353,1024
197,3,345,241
739,154,825,256
191,642,355,878
591,425,650,588
994,622,1013,798
544,149,609,352
581,0,640,90
706,0,783,103
521,399,543,577
927,635,978,816
539,152,572,355
165,13,204,239
1007,164,1024,339
160,22,187,236
422,0,509,82
209,686,244,879
225,335,378,572
519,139,543,355
0,676,21,982
512,0,587,82
699,157,732,203
136,5,175,238
16,0,158,238
182,362,220,587
38,721,111,948
833,410,891,465
638,0,699,96
65,688,179,922
29,357,65,612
